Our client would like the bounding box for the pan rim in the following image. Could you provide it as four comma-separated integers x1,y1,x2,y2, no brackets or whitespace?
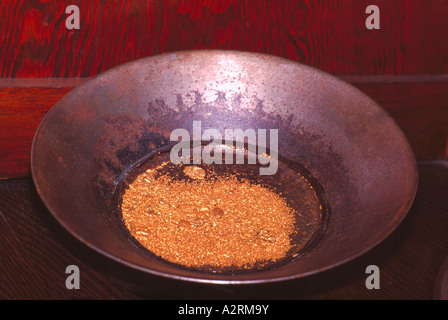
30,49,419,284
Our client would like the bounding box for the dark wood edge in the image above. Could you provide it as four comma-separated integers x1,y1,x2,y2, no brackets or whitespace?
0,78,88,88
1,75,447,179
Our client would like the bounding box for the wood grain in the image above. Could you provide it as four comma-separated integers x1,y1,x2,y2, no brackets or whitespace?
348,77,448,162
0,87,74,178
1,0,447,77
0,76,447,179
0,178,129,299
0,161,446,299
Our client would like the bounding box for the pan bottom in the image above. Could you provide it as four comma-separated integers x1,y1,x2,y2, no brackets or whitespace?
114,142,330,274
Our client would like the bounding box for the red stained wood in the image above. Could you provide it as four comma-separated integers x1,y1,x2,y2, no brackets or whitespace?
347,77,448,162
1,0,448,78
0,87,74,178
0,1,447,178
0,77,447,179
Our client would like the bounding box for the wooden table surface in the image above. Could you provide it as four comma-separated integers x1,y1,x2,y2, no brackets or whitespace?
1,160,447,300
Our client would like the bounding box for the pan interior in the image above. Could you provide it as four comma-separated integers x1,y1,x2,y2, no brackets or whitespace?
30,51,418,283
114,141,330,274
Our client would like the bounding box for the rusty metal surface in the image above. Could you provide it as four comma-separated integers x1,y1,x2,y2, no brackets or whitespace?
30,50,418,284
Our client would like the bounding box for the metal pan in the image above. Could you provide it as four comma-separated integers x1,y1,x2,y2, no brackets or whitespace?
31,50,418,284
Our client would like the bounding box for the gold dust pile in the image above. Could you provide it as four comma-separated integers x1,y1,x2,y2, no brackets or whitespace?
120,163,297,270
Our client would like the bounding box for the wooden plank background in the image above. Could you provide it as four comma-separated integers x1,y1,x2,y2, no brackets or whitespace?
1,0,448,77
0,0,447,178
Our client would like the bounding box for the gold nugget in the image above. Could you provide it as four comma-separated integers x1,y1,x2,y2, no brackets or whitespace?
183,165,206,180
